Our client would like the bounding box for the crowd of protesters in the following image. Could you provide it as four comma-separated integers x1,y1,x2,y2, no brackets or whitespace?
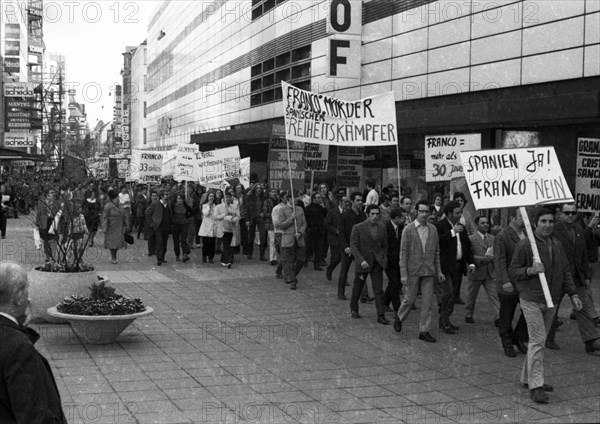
2,172,600,405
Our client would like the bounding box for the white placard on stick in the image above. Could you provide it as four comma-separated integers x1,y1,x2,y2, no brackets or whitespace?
197,146,240,188
575,138,600,213
460,147,573,210
139,151,164,184
175,143,200,182
425,134,481,182
304,143,329,172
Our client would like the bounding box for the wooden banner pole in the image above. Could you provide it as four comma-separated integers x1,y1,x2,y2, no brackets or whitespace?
286,138,298,234
310,170,315,195
519,206,554,308
395,139,402,195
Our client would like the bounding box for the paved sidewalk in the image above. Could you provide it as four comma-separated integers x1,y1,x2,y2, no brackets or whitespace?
5,216,600,423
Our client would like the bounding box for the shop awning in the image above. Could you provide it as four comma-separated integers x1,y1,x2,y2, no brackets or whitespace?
0,147,45,161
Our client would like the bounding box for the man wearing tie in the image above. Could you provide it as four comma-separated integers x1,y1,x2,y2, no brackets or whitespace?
382,208,407,332
435,201,475,334
466,216,500,325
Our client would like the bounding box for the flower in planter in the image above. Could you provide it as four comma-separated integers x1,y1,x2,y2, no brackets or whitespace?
56,281,146,316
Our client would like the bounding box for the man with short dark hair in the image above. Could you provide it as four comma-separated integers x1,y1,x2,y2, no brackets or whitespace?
349,204,389,324
305,192,327,271
274,192,307,290
324,196,350,282
435,200,475,334
144,190,160,257
146,190,172,266
510,208,583,404
382,207,406,331
0,262,67,423
466,215,500,325
337,191,366,300
397,200,445,342
546,203,600,353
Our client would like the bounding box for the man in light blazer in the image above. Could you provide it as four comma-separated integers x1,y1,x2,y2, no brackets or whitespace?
349,204,389,324
273,191,307,290
397,200,445,343
466,216,500,325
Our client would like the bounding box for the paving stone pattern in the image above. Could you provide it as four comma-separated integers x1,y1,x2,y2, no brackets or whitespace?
5,217,600,423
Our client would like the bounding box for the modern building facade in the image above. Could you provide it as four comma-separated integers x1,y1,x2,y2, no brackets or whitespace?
144,0,600,195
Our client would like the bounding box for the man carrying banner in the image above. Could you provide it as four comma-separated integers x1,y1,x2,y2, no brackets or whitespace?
509,208,583,404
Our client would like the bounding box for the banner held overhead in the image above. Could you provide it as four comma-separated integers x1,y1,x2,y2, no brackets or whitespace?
575,138,600,212
282,81,397,146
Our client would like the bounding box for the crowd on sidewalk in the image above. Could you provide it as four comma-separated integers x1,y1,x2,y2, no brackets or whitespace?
1,171,600,407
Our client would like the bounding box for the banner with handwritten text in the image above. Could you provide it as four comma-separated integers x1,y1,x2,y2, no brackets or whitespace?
304,143,329,172
269,138,305,193
337,146,364,189
197,146,240,188
138,151,164,184
174,143,200,182
575,138,600,212
425,134,481,182
460,147,573,210
282,81,397,146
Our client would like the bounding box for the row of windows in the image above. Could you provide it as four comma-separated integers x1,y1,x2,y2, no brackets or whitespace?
250,45,311,107
251,0,288,21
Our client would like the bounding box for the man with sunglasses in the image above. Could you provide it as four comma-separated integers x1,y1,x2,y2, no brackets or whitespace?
545,203,600,354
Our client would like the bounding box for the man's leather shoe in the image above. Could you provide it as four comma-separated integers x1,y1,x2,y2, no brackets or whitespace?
494,319,500,327
441,324,456,334
593,317,600,327
351,311,361,319
465,316,475,324
290,282,297,290
314,266,323,271
545,340,560,350
394,318,402,333
530,388,549,404
454,298,465,305
418,332,436,343
157,261,162,266
411,304,417,310
515,340,528,354
326,272,332,281
360,297,367,303
338,294,347,300
504,346,517,357
270,260,277,266
377,317,390,325
447,322,459,331
556,319,564,328
524,383,553,392
585,338,600,354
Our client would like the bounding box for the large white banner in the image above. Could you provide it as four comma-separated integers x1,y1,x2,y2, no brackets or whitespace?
282,81,397,146
425,134,481,182
174,143,200,182
575,138,600,212
197,146,240,188
460,147,573,210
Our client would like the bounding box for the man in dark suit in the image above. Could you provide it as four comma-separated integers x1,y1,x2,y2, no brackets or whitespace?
324,196,349,282
546,203,600,353
435,200,475,334
382,207,407,331
0,262,67,423
349,204,389,324
466,216,500,324
337,192,366,300
146,189,172,265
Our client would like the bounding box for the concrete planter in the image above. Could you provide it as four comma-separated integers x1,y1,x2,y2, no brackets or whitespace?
28,269,104,323
46,307,154,344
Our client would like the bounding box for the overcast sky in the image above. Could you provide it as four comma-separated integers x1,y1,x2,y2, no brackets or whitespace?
43,1,161,126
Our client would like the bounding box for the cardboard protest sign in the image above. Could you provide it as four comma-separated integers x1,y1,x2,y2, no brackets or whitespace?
460,147,573,210
138,151,164,184
174,143,200,182
86,158,109,179
337,146,364,189
575,138,600,212
116,159,130,179
268,138,305,193
197,146,240,188
239,157,250,188
425,134,481,182
304,143,329,172
282,81,397,146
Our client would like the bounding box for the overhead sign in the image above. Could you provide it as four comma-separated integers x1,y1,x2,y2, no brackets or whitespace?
197,146,241,188
337,146,363,189
460,147,573,210
575,138,600,212
13,160,35,167
3,133,35,147
326,0,362,78
174,143,200,182
425,134,481,182
304,143,329,172
4,82,36,97
282,81,397,147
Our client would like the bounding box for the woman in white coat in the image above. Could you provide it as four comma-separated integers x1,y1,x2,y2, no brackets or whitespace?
198,192,217,263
